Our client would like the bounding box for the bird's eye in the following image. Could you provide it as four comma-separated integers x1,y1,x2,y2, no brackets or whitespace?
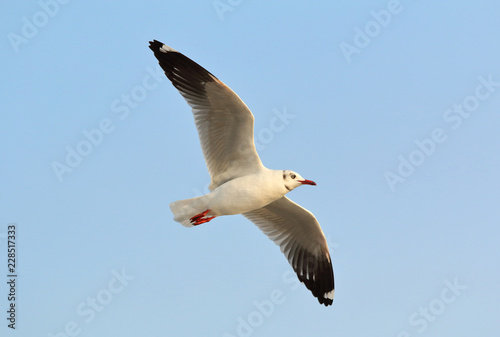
290,173,296,179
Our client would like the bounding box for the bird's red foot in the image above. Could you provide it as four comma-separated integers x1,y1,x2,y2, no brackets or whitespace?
190,209,215,226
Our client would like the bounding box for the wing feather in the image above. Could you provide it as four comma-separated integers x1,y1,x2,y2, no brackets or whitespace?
243,197,334,306
149,40,264,189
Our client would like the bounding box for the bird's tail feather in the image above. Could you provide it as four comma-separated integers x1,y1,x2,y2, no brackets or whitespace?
169,195,212,227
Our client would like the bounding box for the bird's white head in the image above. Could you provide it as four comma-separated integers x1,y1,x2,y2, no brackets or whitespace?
282,170,316,192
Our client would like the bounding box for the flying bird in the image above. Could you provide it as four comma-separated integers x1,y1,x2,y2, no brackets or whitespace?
149,40,335,306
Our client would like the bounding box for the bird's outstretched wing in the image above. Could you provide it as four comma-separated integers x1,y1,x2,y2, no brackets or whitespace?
243,196,334,306
149,40,264,190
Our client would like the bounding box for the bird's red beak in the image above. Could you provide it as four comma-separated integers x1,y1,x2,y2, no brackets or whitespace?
299,179,316,186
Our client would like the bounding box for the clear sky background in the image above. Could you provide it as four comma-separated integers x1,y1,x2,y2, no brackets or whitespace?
1,1,499,336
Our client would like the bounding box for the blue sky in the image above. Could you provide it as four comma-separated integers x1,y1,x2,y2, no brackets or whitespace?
1,1,499,336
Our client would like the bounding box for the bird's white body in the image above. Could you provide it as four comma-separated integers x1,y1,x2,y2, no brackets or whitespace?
170,169,289,226
209,169,287,215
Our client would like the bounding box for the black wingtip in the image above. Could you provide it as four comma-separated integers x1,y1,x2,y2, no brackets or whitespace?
148,39,217,88
148,39,165,53
319,291,334,306
296,253,335,306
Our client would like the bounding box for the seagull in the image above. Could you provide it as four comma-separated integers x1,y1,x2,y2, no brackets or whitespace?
149,40,335,306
